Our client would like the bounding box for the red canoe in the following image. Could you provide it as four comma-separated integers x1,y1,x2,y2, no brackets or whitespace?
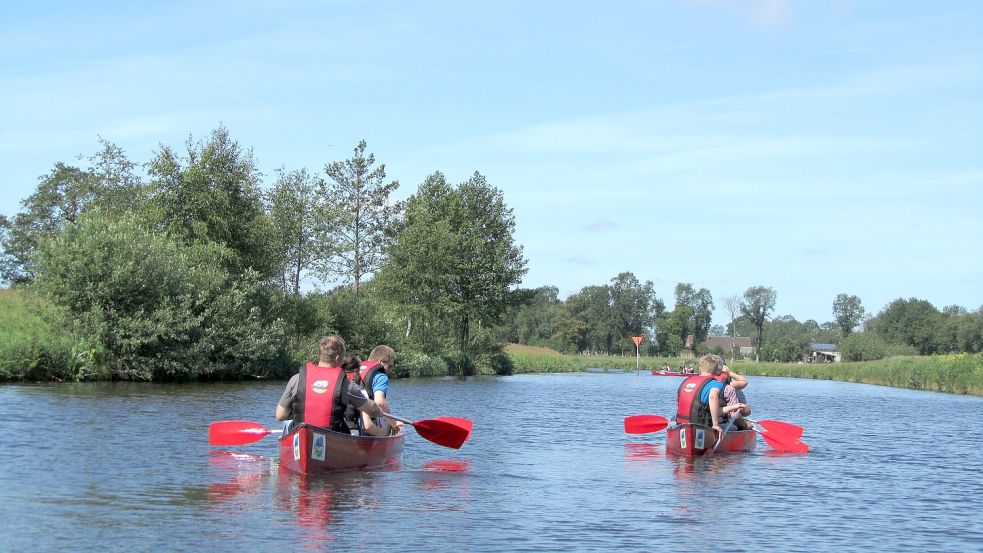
650,370,689,376
278,422,405,475
665,423,756,456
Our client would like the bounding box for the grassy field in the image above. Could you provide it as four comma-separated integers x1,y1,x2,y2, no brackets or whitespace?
505,343,983,396
0,288,101,381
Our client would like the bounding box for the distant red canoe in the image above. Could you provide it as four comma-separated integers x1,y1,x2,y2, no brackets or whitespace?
650,370,689,376
278,422,404,475
665,423,756,456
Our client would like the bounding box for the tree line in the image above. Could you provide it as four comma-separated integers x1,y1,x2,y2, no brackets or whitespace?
0,128,526,380
2,127,981,381
489,280,983,362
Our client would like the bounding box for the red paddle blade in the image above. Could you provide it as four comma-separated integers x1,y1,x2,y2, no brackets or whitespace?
759,428,810,453
757,419,804,439
624,415,669,434
209,420,274,446
412,417,473,449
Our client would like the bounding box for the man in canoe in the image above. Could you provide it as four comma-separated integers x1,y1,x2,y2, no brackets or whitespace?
275,335,389,435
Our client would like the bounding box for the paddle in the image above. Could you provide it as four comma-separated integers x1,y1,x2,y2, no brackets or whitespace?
624,415,669,434
209,420,281,446
386,414,474,449
209,414,474,450
756,424,810,453
750,418,803,439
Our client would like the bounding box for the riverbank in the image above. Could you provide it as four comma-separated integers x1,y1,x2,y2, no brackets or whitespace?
505,344,983,396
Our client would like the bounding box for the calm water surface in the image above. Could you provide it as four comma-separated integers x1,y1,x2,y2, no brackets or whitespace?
1,372,982,552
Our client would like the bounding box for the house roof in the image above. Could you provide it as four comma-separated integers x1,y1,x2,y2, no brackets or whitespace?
703,336,753,349
810,343,837,351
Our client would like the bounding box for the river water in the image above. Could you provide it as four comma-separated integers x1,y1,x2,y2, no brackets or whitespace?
1,372,981,552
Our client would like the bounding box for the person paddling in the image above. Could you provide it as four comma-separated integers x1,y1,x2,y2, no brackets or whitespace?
675,355,745,439
275,335,387,435
356,345,401,434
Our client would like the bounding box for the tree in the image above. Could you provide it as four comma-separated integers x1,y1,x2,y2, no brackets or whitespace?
609,272,659,353
674,282,714,354
741,286,776,362
34,213,287,380
868,298,942,355
376,171,527,356
266,168,327,295
832,293,865,335
322,140,400,295
721,294,741,359
145,126,275,278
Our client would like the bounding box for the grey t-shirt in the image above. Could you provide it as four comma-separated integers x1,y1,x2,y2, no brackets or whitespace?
277,372,371,418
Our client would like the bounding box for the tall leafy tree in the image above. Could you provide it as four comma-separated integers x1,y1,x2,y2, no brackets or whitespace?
145,126,275,278
266,168,326,295
322,140,400,295
609,272,660,353
868,297,942,354
832,293,865,335
674,282,714,354
377,171,526,355
741,285,776,361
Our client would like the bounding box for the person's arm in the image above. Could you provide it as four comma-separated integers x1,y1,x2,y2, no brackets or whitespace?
343,380,385,419
725,366,748,390
708,387,722,434
275,375,298,421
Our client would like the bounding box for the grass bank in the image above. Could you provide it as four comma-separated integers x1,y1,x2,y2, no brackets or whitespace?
0,288,104,382
505,344,983,396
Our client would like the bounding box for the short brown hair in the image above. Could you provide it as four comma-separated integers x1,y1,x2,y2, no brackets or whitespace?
318,335,346,365
367,345,396,366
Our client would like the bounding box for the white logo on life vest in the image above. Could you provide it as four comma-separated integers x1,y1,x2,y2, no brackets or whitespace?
684,383,697,393
311,379,329,394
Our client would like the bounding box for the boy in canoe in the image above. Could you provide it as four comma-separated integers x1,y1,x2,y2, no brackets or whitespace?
275,335,388,435
356,345,400,434
714,356,752,431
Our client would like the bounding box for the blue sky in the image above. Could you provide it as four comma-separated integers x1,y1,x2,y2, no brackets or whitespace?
2,0,981,326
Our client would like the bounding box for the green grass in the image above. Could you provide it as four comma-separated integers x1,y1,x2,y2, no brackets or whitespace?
504,344,983,396
0,287,103,381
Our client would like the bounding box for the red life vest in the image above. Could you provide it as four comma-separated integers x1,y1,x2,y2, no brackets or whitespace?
675,375,715,426
357,360,388,398
293,362,346,430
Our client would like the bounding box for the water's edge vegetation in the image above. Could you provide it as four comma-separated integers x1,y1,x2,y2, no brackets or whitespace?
506,344,983,396
4,290,980,396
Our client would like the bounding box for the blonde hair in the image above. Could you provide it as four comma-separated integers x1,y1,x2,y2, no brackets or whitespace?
698,354,719,374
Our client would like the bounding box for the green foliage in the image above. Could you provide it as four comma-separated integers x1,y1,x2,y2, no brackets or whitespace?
0,288,105,382
741,286,776,361
734,354,983,395
839,331,918,361
144,126,276,279
321,140,401,294
832,293,865,335
393,349,449,378
266,168,327,295
868,297,943,354
377,171,527,357
34,213,289,381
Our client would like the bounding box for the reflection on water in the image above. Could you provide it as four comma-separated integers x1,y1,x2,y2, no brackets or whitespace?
3,376,983,552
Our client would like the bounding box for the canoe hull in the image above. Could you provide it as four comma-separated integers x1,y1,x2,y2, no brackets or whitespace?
650,371,689,377
278,423,404,475
665,423,756,457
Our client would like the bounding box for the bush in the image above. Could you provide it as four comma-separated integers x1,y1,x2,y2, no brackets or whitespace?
34,214,289,381
840,331,917,361
394,349,448,378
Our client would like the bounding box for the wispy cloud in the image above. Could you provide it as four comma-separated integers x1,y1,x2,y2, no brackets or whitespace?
582,219,617,232
681,0,793,29
566,255,595,266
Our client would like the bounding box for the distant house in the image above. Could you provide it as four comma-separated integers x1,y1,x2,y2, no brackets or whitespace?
809,343,840,363
703,336,753,357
